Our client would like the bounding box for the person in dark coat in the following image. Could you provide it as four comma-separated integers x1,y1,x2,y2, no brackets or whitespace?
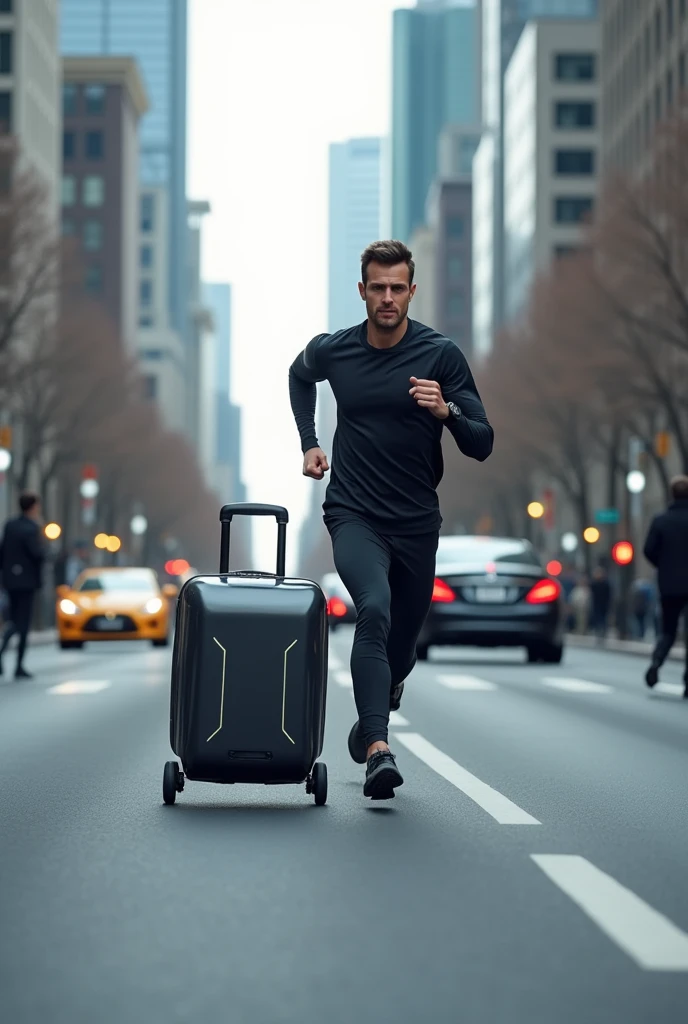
644,475,688,696
0,492,45,679
589,565,613,641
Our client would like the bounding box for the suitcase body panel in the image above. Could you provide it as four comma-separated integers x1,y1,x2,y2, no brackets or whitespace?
170,573,328,785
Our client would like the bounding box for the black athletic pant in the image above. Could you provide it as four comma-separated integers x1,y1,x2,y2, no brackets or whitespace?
0,590,35,670
651,594,688,674
328,517,439,746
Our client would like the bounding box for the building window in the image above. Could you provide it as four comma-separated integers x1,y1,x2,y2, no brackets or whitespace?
554,197,594,224
447,293,464,317
555,102,595,128
555,54,596,81
83,220,103,251
554,149,595,175
63,83,77,117
83,175,104,206
140,279,153,307
446,215,464,239
656,84,662,120
0,90,10,133
140,194,155,232
61,219,75,237
656,9,662,53
0,31,12,74
0,161,10,194
142,375,157,400
668,0,675,36
84,84,105,116
680,53,686,89
681,0,687,20
85,130,104,160
63,131,76,161
447,255,463,282
667,69,674,108
140,244,153,269
61,175,76,207
84,265,102,294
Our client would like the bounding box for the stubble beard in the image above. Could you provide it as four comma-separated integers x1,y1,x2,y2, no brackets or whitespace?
369,302,408,332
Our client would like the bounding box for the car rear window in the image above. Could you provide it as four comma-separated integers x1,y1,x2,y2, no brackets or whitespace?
436,537,541,568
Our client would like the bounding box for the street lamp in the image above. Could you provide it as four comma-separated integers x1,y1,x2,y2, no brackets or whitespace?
583,526,601,544
94,533,109,550
527,501,545,519
80,478,100,500
0,448,11,472
130,514,148,536
106,535,121,553
44,522,62,541
626,470,646,495
561,532,578,553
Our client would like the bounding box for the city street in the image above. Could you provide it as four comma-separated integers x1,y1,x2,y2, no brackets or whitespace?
1,632,688,1023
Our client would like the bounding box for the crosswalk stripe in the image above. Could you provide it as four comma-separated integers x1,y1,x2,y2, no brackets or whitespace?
655,682,685,697
532,855,688,970
394,732,540,825
48,680,111,695
436,674,497,691
542,677,613,694
333,670,353,689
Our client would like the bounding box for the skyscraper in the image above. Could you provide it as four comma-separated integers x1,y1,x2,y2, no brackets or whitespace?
59,0,188,342
472,0,599,357
391,1,481,243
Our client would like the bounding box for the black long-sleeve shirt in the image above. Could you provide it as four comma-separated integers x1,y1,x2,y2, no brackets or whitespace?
289,319,494,535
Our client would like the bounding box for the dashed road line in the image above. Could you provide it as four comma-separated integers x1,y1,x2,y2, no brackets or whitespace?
436,674,497,691
48,680,111,695
394,732,540,825
532,854,688,971
541,677,614,694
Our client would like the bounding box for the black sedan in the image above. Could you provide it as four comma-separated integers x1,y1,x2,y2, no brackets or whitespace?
416,536,564,664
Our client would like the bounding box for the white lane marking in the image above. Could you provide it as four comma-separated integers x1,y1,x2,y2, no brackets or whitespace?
389,711,410,727
333,670,353,689
394,732,540,825
437,674,497,691
542,677,614,694
655,682,685,697
48,680,111,695
532,855,688,971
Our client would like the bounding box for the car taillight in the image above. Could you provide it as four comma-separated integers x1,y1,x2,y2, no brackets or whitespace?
432,578,455,603
327,596,348,618
525,579,561,604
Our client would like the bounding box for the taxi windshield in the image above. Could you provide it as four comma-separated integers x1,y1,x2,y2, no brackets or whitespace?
77,573,156,593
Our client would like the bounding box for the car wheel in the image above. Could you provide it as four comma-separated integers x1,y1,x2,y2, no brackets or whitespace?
542,643,564,665
526,646,541,664
152,636,169,648
416,643,429,661
59,640,84,650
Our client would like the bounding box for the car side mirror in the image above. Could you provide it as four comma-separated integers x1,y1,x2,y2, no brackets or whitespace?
162,584,178,598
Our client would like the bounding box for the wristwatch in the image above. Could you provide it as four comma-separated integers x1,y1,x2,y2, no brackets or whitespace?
446,401,462,420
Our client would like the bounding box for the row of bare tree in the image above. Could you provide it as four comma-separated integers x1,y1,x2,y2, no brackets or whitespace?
439,104,688,564
0,143,235,572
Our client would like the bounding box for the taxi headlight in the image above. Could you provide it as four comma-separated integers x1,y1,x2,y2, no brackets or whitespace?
59,599,79,615
143,597,163,615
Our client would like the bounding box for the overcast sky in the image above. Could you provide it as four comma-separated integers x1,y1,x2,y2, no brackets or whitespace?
187,0,415,571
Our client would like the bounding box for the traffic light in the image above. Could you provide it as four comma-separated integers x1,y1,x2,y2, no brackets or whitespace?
611,540,634,566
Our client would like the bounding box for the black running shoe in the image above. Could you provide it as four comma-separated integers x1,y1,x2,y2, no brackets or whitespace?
348,719,367,764
363,749,403,800
645,665,659,689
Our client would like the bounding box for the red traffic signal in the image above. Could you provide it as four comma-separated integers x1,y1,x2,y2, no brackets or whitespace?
611,541,634,566
165,558,190,576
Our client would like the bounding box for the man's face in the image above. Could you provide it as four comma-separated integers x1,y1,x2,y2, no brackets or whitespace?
359,261,416,330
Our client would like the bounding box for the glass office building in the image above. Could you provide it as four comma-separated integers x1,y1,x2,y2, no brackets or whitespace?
472,0,598,357
391,1,481,243
60,0,188,340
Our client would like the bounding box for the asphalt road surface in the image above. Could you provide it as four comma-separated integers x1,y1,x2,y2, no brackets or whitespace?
1,630,688,1024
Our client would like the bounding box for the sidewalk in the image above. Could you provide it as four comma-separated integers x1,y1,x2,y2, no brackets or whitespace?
567,633,686,662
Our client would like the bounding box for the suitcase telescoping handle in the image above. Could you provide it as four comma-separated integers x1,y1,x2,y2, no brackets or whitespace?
219,503,289,576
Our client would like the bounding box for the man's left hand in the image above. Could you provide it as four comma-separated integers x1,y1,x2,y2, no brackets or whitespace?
409,377,449,419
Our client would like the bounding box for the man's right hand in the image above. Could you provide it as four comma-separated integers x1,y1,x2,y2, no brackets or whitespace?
303,447,330,480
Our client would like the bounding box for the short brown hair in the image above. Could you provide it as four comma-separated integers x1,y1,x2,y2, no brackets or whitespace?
671,475,688,500
361,240,415,286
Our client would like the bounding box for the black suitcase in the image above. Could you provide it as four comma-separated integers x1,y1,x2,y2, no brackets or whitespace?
163,503,329,806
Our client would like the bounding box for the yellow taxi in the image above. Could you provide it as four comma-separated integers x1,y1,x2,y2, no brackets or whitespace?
56,567,178,650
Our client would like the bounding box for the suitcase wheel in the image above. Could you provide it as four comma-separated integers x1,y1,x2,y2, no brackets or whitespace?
163,761,185,805
308,762,327,806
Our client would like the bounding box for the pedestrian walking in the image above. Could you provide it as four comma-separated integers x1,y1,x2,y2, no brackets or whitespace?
643,475,688,696
0,492,45,680
289,239,493,799
589,565,613,642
